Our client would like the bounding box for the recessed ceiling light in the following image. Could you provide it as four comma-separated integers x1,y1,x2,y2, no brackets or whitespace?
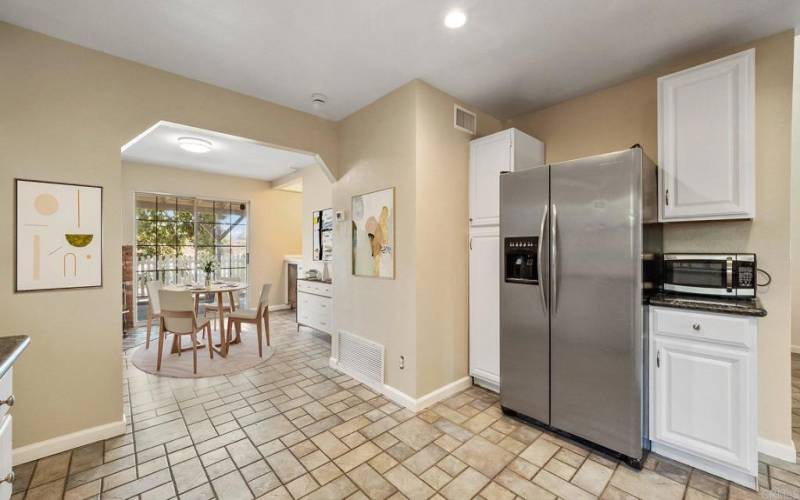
177,136,212,153
444,10,467,29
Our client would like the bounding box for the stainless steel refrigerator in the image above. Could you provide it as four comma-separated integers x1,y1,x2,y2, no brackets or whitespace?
499,148,661,467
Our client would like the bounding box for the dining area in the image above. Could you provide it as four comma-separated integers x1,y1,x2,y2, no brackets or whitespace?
131,279,276,378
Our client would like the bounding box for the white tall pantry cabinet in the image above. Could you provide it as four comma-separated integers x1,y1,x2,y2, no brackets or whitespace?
469,128,544,391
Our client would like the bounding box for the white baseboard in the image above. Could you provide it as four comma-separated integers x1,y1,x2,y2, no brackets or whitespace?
792,345,800,354
414,376,473,412
13,416,127,465
269,304,291,312
383,377,472,412
329,357,472,412
382,384,418,410
758,437,797,463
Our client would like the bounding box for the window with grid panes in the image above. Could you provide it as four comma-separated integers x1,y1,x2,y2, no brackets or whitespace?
134,193,248,324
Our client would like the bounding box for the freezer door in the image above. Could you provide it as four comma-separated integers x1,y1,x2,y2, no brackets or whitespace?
549,149,644,459
499,166,550,423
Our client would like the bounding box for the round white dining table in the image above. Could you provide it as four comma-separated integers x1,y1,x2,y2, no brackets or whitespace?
162,282,249,358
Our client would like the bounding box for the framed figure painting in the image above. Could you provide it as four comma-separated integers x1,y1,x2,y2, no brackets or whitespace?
15,179,103,291
352,187,394,279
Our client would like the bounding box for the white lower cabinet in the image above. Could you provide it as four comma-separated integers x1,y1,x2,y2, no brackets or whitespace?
469,227,500,391
297,280,333,334
0,368,14,500
649,306,757,489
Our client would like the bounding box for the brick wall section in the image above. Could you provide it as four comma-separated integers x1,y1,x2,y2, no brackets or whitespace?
122,245,134,330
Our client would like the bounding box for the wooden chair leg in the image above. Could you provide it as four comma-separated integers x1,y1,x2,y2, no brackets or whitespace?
156,322,165,371
191,333,198,375
207,325,214,359
256,319,263,358
226,317,233,344
146,309,152,349
234,320,242,343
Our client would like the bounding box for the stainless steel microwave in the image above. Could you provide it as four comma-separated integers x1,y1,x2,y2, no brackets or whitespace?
663,254,756,298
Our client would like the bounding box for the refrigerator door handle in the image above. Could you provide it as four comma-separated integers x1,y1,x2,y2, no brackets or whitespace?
551,203,558,314
537,204,548,312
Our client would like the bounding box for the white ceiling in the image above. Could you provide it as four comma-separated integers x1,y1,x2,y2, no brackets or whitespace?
2,1,800,120
121,121,319,181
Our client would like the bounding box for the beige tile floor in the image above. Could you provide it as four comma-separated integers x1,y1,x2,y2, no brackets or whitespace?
11,311,800,499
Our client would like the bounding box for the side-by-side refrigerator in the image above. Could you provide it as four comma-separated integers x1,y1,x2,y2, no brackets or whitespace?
499,148,661,466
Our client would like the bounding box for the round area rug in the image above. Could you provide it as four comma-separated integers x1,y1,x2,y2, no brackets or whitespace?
131,328,275,378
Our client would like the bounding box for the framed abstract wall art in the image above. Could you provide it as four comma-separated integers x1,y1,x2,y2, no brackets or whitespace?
312,208,334,262
15,179,103,292
352,187,394,279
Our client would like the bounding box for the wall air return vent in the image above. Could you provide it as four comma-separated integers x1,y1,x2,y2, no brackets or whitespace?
337,331,385,390
454,104,477,135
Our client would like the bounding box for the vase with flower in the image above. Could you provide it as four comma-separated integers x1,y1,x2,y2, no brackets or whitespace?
201,257,218,287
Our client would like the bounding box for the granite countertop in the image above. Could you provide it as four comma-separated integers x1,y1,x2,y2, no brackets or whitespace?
299,278,333,284
648,293,767,317
0,335,30,378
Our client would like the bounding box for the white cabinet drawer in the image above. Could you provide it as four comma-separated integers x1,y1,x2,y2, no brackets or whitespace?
652,307,754,349
0,416,12,500
297,292,332,333
297,280,332,298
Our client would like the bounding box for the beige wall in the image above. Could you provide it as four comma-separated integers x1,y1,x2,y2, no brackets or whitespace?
333,80,503,398
414,82,503,396
0,22,338,450
508,31,795,447
121,161,302,305
333,83,419,396
791,33,800,354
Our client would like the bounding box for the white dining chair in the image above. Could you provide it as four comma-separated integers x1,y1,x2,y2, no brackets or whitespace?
145,280,162,350
158,290,212,374
205,277,241,331
226,283,272,358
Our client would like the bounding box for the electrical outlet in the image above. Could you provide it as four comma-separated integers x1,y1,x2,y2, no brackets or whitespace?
399,356,405,370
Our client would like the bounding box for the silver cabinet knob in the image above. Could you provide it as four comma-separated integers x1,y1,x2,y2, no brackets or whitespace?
1,471,14,484
692,323,701,331
0,395,14,408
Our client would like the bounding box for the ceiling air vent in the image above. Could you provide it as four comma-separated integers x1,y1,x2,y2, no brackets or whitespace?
454,104,477,135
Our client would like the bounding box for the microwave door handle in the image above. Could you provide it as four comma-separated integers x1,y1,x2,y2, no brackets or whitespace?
537,204,548,312
726,257,734,292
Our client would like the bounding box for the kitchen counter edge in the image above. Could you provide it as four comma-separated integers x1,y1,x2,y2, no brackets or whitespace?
0,335,30,378
648,294,767,318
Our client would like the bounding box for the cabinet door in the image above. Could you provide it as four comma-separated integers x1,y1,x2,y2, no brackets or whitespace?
652,336,751,469
658,49,754,221
297,292,312,326
0,416,10,500
469,231,500,384
470,131,511,227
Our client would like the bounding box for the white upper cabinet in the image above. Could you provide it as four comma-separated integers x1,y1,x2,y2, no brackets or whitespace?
658,49,755,222
469,128,544,227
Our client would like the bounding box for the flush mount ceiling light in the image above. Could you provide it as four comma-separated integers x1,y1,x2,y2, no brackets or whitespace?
444,10,467,29
177,136,213,153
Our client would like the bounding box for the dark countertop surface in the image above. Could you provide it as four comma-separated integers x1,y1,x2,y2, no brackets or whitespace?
0,336,30,378
299,278,333,284
648,293,767,317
